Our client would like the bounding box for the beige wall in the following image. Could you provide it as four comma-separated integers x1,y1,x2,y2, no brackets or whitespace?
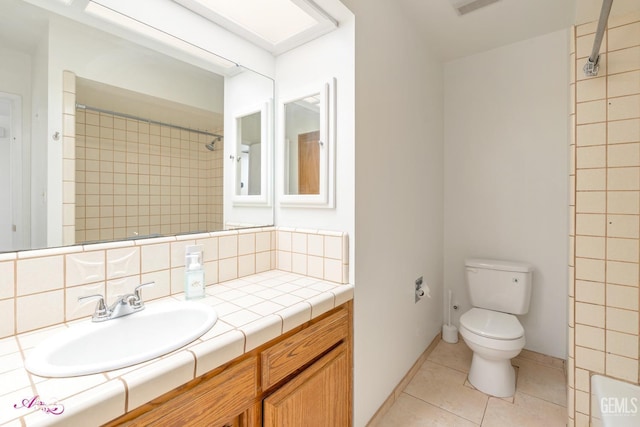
569,9,640,426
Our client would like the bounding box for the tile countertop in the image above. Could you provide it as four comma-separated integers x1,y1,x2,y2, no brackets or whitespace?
0,270,354,427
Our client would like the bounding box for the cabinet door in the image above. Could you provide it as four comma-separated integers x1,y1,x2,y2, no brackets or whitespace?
263,344,350,427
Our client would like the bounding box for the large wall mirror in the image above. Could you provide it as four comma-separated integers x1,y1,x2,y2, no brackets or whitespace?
0,0,274,252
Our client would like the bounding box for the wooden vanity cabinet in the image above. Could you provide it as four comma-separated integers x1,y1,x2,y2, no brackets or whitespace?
105,301,352,427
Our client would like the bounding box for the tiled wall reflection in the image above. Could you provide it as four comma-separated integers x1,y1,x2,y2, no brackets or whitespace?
74,109,223,244
569,11,640,426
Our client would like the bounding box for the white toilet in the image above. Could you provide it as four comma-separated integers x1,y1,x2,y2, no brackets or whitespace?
459,258,533,398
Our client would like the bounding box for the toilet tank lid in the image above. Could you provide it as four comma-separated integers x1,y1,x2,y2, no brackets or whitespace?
465,258,533,273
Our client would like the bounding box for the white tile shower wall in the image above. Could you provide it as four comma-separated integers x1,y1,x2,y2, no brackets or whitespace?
0,227,349,338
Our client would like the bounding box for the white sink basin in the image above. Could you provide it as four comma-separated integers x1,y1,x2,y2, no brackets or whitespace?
25,300,217,377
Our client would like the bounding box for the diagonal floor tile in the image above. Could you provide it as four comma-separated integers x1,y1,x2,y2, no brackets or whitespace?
481,391,567,427
371,393,479,427
427,339,473,373
404,360,488,424
512,357,567,407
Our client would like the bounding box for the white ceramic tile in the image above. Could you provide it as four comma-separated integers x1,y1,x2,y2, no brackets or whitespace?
240,314,282,351
210,301,243,317
170,240,194,268
277,230,292,252
1,386,38,425
0,337,19,357
0,353,24,380
123,351,195,411
201,260,217,287
233,294,265,307
307,234,324,257
34,372,106,401
141,243,170,273
324,258,343,283
291,287,321,299
256,232,271,253
219,235,238,259
24,380,126,427
307,292,335,317
106,247,140,279
66,282,106,321
271,293,304,307
219,257,238,282
291,232,307,254
16,290,64,333
220,309,261,327
190,330,245,377
198,318,235,340
277,302,312,333
170,266,184,295
0,299,14,338
277,250,292,271
273,282,301,293
141,270,171,301
307,255,324,279
238,254,255,277
254,287,285,300
16,256,64,296
66,251,105,288
255,251,271,273
248,300,285,316
238,233,255,256
324,235,342,260
197,236,219,262
0,261,14,299
216,288,247,302
106,276,141,306
291,253,307,275
332,285,354,306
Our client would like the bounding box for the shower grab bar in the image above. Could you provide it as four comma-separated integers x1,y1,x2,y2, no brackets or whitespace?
583,0,614,77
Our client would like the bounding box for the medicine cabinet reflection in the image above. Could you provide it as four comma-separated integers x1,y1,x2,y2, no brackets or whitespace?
281,78,335,208
233,103,270,205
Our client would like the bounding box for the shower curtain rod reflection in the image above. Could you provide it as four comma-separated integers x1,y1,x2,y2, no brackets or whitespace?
75,103,223,139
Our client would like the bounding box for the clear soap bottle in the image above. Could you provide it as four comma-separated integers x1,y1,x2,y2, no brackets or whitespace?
184,245,205,300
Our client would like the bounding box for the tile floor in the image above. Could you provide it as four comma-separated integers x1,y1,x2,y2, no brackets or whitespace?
371,339,567,426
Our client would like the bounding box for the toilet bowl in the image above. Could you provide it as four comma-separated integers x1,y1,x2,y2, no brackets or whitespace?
460,258,533,397
459,307,525,397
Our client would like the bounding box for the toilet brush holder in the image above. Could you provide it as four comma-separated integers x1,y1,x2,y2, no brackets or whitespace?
442,324,459,343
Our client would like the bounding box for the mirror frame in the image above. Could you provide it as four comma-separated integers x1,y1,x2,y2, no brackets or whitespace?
232,101,272,206
279,78,336,208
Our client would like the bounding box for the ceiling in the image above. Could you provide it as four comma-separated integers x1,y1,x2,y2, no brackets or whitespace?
396,0,577,61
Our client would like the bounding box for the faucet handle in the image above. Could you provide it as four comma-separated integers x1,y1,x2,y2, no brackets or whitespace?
78,294,108,320
132,281,155,306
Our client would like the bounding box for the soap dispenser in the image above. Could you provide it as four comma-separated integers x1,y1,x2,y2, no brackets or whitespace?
184,245,205,300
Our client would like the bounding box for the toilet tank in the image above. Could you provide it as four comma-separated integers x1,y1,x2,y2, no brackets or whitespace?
465,259,533,315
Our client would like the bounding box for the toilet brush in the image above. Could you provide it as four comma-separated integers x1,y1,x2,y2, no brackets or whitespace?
442,289,458,343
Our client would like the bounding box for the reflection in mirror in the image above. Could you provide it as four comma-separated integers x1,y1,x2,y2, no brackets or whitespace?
236,112,262,196
284,94,321,195
74,78,224,243
0,0,274,251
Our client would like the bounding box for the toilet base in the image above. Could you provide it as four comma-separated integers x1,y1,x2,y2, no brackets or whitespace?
467,353,516,398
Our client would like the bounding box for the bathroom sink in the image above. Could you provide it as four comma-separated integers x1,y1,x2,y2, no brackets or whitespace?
25,300,217,377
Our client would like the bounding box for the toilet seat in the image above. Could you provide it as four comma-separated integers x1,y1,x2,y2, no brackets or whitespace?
459,308,524,340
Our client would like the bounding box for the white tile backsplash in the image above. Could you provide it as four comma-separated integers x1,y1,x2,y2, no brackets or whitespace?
17,256,64,296
66,251,105,286
2,226,347,339
0,261,14,299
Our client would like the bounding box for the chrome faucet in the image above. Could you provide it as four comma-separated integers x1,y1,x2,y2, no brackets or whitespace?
78,282,155,322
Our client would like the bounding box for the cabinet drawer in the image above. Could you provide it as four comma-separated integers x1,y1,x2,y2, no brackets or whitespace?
128,356,257,426
261,307,349,390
